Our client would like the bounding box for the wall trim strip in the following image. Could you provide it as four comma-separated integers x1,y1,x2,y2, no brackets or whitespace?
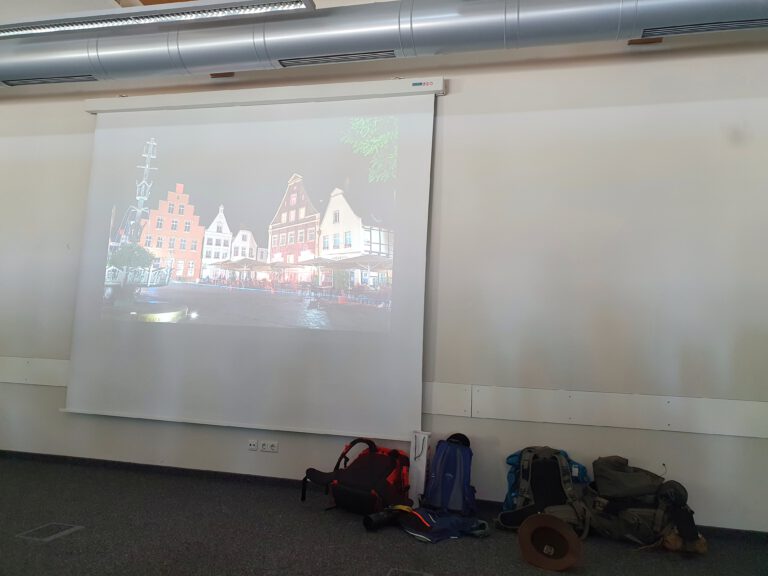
425,381,768,439
0,357,69,387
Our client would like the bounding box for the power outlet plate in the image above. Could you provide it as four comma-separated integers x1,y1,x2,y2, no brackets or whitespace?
247,439,259,451
260,440,279,453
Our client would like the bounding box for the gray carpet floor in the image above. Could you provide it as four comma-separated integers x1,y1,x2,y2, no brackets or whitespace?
0,453,765,576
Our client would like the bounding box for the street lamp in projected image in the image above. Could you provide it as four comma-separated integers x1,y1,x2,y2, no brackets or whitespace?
168,248,175,281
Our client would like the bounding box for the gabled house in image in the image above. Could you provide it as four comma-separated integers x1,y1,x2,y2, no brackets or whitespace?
318,187,394,261
201,205,233,280
268,174,321,283
139,183,205,282
317,186,394,288
231,229,266,262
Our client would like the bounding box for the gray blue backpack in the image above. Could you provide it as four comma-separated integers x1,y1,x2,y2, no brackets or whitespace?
496,446,590,532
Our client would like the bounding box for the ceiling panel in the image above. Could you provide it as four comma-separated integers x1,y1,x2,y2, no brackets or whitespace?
0,0,116,23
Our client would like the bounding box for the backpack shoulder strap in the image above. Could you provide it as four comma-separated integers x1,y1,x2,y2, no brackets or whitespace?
553,451,578,503
517,448,537,507
653,501,669,535
301,468,336,501
391,449,410,468
333,438,377,471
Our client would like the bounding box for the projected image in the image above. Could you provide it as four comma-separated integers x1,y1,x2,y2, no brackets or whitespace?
103,117,396,331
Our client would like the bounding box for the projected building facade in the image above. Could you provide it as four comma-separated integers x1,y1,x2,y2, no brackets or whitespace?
268,174,321,276
201,205,233,280
319,188,393,260
318,187,394,288
232,229,264,261
320,188,362,260
139,183,205,281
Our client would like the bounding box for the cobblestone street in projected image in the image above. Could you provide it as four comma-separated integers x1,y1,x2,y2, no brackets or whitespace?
102,282,390,331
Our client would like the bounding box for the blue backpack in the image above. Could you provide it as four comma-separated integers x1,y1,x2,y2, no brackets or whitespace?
422,433,477,516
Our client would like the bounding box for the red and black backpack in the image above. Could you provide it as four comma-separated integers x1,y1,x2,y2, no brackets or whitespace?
301,438,411,515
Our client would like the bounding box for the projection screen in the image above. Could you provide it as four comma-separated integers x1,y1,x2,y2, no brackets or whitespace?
67,80,438,440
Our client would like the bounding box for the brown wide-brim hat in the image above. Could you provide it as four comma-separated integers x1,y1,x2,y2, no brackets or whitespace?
518,513,583,572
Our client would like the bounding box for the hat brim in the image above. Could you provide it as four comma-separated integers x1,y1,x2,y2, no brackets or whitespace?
518,513,582,572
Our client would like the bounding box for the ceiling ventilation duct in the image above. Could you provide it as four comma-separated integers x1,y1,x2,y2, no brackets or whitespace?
1,0,767,86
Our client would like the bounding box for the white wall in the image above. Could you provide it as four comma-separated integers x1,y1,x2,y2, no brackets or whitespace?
1,27,768,530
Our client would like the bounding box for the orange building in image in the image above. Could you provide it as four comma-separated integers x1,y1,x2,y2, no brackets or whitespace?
139,183,206,281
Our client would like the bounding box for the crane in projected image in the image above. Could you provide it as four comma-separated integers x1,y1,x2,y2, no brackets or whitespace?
105,138,170,293
109,138,158,250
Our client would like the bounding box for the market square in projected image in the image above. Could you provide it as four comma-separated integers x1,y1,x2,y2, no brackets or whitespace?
103,117,396,331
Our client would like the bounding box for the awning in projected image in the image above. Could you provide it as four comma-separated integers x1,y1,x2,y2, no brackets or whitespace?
214,259,273,273
333,254,393,270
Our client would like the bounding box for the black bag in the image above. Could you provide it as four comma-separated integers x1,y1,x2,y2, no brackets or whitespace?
301,438,412,515
577,457,700,546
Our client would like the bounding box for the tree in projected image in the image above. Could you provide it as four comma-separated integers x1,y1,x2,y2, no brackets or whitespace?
108,243,154,269
342,117,399,184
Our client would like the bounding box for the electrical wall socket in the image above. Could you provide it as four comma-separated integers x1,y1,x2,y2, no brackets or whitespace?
260,440,279,453
247,439,259,451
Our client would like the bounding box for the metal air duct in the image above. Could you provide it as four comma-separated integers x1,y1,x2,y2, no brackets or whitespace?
1,0,767,86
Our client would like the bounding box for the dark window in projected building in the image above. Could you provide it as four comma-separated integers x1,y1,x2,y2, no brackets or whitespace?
344,231,352,248
168,203,174,214
206,238,213,246
169,238,176,249
308,228,316,241
280,234,286,246
156,217,164,229
249,248,254,258
288,232,295,244
171,220,178,231
205,250,211,258
241,234,247,242
333,233,340,249
180,239,187,250
333,210,340,224
215,239,221,246
178,205,185,215
188,261,195,275
224,240,229,247
145,236,152,247
214,251,220,259
157,237,163,248
184,221,190,232
217,224,222,233
191,240,198,251
323,235,329,250
298,229,304,243
234,247,239,257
